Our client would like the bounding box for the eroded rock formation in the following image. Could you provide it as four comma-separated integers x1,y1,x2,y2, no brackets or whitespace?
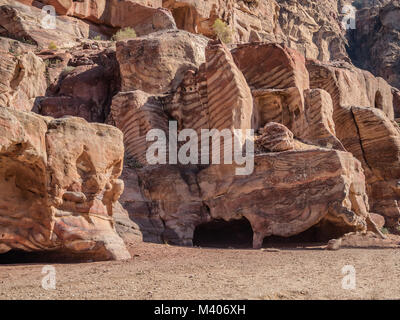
349,0,400,88
116,30,208,94
0,106,130,261
37,43,121,123
114,39,392,246
1,0,400,260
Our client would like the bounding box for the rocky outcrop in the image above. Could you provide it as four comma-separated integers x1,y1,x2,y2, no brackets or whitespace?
38,0,176,36
199,147,370,248
163,0,349,62
163,0,281,43
307,59,400,230
124,135,371,247
1,0,400,257
349,1,400,88
0,50,47,111
114,37,389,246
110,90,168,164
0,0,94,48
0,106,130,261
117,30,208,94
277,0,349,62
37,44,120,123
306,59,394,120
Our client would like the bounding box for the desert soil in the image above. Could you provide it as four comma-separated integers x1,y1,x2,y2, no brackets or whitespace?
1,240,400,300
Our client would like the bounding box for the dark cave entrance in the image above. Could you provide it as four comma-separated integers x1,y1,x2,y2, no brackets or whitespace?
193,218,254,249
192,218,353,249
263,220,355,247
375,91,383,110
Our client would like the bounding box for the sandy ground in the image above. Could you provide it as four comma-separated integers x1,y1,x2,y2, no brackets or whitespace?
1,241,400,300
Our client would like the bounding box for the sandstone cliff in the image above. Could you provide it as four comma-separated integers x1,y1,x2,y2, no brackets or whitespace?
0,0,399,260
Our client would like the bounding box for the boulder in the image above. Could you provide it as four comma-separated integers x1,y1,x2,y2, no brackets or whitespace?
38,46,120,123
0,0,91,48
39,0,175,36
116,30,208,94
0,106,130,261
129,141,371,248
0,50,47,111
256,122,295,152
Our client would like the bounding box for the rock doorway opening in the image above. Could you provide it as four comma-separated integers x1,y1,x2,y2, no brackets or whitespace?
193,218,253,249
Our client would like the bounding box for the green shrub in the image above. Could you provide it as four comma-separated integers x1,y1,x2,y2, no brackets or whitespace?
48,41,57,50
381,227,389,234
212,18,232,44
112,27,137,41
60,66,76,77
92,35,102,41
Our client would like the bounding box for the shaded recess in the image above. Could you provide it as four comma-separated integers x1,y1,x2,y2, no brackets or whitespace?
192,217,356,249
263,220,356,247
0,249,92,264
375,90,383,110
193,218,253,249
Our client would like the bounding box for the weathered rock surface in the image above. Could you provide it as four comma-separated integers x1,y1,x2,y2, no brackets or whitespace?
38,0,176,37
114,39,389,246
163,0,281,43
0,49,47,111
124,141,372,247
255,122,295,152
2,0,400,256
37,44,120,122
111,90,168,164
0,106,130,261
307,59,394,120
349,1,400,88
163,0,349,62
117,30,208,94
0,0,93,48
307,59,400,229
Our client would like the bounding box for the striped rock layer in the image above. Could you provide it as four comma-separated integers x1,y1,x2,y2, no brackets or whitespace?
113,35,398,245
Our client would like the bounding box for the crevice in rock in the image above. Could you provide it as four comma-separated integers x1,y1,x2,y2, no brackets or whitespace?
350,106,374,173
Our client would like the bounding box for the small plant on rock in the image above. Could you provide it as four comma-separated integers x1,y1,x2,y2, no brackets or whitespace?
381,227,389,234
48,41,57,50
212,18,232,44
111,27,137,41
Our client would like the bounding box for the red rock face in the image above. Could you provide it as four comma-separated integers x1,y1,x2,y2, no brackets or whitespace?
350,1,400,88
116,30,208,94
113,37,392,246
0,106,130,261
38,45,121,123
1,0,400,260
35,0,176,36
